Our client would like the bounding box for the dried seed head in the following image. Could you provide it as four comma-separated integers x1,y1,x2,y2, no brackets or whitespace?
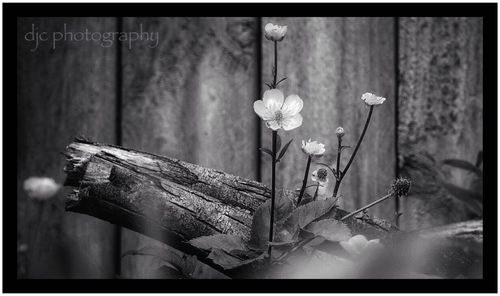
391,177,411,197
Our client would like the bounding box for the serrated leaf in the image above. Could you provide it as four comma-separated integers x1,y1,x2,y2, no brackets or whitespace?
276,197,338,240
188,234,247,253
443,159,482,176
248,190,294,250
259,147,274,158
440,181,482,215
304,219,352,242
121,245,208,279
276,139,293,163
208,248,267,270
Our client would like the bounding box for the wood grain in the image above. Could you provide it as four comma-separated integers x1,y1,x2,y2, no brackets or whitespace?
398,17,483,230
260,17,396,220
17,17,117,278
121,17,259,278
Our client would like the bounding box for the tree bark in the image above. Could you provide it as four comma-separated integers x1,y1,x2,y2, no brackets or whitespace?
63,138,482,278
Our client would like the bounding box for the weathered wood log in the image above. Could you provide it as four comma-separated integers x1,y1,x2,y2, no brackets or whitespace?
63,138,482,278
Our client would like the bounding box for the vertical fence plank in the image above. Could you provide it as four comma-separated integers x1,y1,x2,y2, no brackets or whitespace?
260,17,396,220
121,17,259,278
17,18,117,278
398,17,483,230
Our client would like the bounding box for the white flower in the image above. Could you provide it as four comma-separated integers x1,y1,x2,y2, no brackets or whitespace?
335,127,345,138
264,23,287,42
301,139,326,156
340,234,383,257
361,92,386,106
23,177,61,200
311,168,329,196
253,89,303,131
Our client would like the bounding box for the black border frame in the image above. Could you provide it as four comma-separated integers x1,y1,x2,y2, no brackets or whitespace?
5,2,497,293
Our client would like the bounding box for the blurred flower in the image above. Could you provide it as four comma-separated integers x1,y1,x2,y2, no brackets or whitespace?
23,177,61,200
301,139,326,157
254,89,303,131
361,92,386,106
340,234,383,258
335,127,345,138
18,243,28,252
264,23,287,42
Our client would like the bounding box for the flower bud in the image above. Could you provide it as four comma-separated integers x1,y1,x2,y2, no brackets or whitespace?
335,127,345,138
361,92,386,106
264,23,287,42
391,177,411,197
301,139,326,157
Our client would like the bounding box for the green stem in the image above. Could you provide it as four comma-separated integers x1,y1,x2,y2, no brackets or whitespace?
340,192,393,221
297,156,312,206
268,130,278,258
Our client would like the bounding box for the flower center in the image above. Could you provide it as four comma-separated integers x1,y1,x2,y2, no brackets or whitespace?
317,168,328,182
274,110,284,123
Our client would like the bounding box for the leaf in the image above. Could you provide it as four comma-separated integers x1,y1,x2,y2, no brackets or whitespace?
259,147,274,158
475,151,483,167
276,139,293,163
276,197,338,239
276,77,287,86
121,245,198,279
276,134,282,153
248,190,294,250
440,181,483,215
208,248,267,270
304,219,352,242
188,234,247,253
443,159,482,176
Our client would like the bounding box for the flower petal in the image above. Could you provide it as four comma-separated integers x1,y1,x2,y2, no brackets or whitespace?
263,89,284,112
281,94,303,117
253,100,273,120
281,113,303,131
265,120,281,131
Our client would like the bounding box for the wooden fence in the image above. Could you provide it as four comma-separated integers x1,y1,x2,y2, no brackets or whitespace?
17,17,483,278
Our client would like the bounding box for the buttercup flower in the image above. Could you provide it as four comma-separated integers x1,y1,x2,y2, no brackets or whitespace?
361,92,386,106
253,89,303,131
335,127,345,138
23,177,61,200
264,23,287,42
340,234,383,257
301,139,326,157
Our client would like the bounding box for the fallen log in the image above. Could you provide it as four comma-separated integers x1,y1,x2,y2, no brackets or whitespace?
62,138,482,278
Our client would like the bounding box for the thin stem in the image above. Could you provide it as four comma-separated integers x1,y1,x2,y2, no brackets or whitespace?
297,156,312,206
273,41,278,87
340,192,393,221
332,136,342,197
268,130,278,258
340,106,374,182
